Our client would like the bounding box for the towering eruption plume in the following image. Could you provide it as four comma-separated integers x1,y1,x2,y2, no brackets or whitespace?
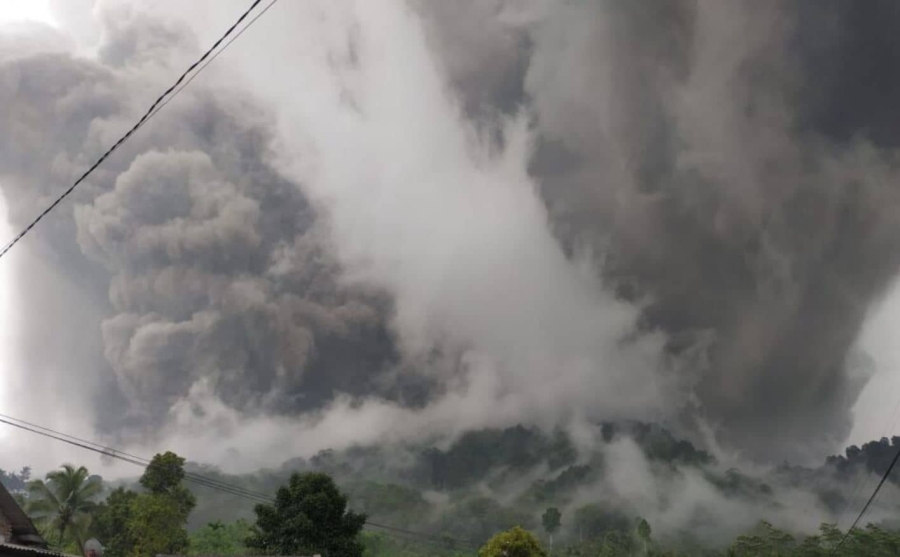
3,0,900,470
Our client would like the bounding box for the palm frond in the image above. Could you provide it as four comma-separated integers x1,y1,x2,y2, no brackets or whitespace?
27,464,104,550
77,478,103,501
27,480,61,507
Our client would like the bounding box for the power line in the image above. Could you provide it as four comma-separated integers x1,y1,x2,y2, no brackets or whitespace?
0,0,272,261
0,2,477,548
0,413,479,551
0,412,276,502
363,520,477,549
837,398,900,533
0,0,475,550
364,523,476,552
0,415,272,503
834,369,900,544
0,414,473,547
831,442,900,554
146,0,279,123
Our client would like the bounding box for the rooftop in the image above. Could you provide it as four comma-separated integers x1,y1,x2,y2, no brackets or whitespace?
0,483,44,548
0,543,80,557
158,554,321,557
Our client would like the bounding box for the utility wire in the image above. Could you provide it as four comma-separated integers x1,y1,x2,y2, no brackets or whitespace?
831,442,900,554
146,0,279,123
834,367,900,543
0,413,479,551
0,0,476,550
0,416,272,503
837,395,900,534
0,0,270,261
0,412,275,502
363,520,477,549
363,523,476,552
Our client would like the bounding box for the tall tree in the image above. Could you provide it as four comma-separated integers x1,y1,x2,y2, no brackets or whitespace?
245,472,366,557
128,494,190,557
139,451,196,516
27,464,102,548
635,517,652,555
125,452,196,557
541,507,561,556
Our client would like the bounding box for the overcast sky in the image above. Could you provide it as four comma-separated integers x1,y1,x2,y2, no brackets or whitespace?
3,0,900,479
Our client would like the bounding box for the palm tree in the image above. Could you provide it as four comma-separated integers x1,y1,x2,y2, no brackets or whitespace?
27,465,103,548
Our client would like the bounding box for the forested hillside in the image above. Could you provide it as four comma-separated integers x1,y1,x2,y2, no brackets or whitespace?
6,422,900,555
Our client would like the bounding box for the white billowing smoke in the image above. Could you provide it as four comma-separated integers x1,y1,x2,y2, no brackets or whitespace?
144,0,900,472
240,0,678,431
114,0,681,469
590,438,828,543
4,0,900,494
5,0,900,543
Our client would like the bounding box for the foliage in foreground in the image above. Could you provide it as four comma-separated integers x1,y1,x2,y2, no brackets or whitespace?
26,464,102,549
245,471,367,557
188,519,253,556
13,447,900,557
360,531,470,557
479,526,547,557
725,521,900,557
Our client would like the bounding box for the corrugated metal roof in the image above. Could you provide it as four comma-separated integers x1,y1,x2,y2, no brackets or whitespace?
0,543,79,557
158,554,321,557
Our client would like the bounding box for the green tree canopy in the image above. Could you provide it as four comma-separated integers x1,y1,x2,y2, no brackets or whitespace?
479,526,546,557
121,452,195,557
89,487,138,557
542,507,561,535
87,452,194,557
27,464,102,548
597,530,633,557
128,494,190,557
571,504,629,542
634,517,653,556
188,520,253,556
542,507,561,556
140,451,196,516
245,471,367,557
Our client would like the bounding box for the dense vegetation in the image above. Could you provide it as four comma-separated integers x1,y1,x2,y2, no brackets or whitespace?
5,423,900,556
245,472,366,557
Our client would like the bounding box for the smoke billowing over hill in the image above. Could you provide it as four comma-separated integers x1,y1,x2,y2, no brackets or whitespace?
4,1,900,538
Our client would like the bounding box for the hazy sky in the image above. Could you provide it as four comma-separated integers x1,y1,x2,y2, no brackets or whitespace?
0,0,55,26
3,0,900,478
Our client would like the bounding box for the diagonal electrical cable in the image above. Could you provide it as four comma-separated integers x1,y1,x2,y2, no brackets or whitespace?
363,522,478,551
0,412,276,502
0,416,272,503
0,0,269,261
831,442,900,554
837,392,900,534
362,520,478,549
0,1,478,551
145,0,279,124
0,413,480,550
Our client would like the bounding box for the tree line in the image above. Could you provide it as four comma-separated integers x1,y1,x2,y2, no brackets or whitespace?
7,455,900,557
0,436,900,557
7,455,369,557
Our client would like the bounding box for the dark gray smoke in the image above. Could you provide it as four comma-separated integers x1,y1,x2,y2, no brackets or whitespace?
0,10,418,454
412,0,900,461
4,0,900,471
